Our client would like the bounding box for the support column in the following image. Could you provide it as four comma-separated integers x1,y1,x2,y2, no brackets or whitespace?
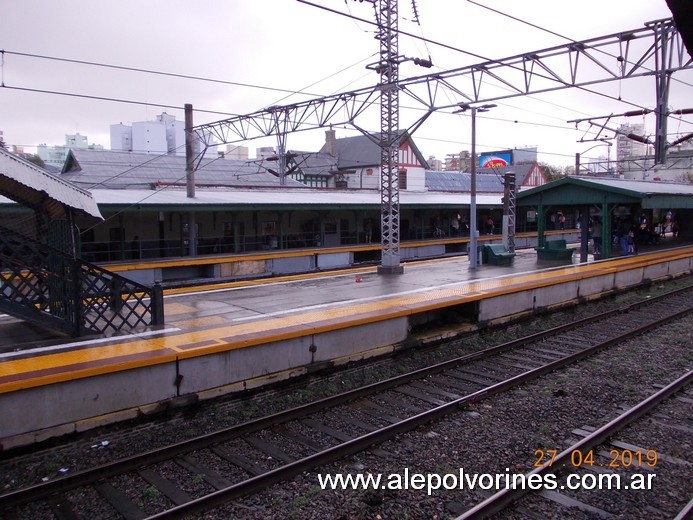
537,204,545,248
376,0,403,275
650,20,674,164
185,103,197,256
579,205,590,263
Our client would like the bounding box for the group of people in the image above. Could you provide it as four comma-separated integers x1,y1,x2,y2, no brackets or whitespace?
435,214,473,238
549,212,567,230
611,211,678,256
569,210,680,258
367,209,679,248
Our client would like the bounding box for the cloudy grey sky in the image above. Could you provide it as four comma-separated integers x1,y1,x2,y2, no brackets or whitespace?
1,0,690,167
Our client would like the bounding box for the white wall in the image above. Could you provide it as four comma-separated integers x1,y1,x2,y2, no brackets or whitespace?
110,124,132,152
132,121,168,154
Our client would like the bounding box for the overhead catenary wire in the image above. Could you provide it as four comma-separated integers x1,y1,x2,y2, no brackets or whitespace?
297,0,669,118
4,9,682,140
3,7,689,172
466,0,693,91
1,50,329,99
463,1,693,135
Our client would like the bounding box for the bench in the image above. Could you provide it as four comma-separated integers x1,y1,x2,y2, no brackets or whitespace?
535,239,576,261
482,244,516,265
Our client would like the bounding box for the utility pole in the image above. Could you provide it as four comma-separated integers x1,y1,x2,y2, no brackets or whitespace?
185,103,197,256
457,103,496,270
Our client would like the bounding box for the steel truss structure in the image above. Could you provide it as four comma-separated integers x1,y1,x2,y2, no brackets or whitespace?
192,16,692,270
373,0,402,273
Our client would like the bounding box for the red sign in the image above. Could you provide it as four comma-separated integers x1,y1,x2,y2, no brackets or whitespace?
481,157,509,168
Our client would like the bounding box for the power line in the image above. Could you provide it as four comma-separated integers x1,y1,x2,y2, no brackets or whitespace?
466,0,693,90
1,50,327,98
0,85,237,117
297,0,671,122
297,0,487,61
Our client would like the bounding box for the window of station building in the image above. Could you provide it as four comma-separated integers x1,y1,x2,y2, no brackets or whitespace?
398,169,408,189
289,170,305,183
305,176,328,188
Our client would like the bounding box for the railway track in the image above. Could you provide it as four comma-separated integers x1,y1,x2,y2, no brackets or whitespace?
458,369,693,519
2,285,692,519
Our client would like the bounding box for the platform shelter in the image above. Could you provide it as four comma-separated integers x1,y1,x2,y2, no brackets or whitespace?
517,176,693,259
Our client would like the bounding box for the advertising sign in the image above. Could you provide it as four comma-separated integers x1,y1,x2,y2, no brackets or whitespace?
479,150,513,168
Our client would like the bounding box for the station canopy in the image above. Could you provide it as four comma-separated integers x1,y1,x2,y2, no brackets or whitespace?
0,147,102,220
517,176,693,210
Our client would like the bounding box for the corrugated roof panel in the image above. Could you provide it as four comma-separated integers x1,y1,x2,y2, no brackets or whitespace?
0,148,102,219
577,177,693,195
61,149,306,189
426,171,505,192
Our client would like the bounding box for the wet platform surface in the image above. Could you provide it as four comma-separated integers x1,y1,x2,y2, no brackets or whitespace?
0,239,690,400
0,237,688,358
0,248,543,354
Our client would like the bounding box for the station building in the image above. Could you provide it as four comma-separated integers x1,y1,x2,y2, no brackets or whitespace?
6,128,692,276
21,130,547,263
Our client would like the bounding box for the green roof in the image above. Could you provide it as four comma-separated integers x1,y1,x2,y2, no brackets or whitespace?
517,176,693,209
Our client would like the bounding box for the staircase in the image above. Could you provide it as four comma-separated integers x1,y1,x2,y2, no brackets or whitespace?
0,225,164,337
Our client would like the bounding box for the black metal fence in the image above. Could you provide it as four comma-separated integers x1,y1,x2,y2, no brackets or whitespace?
1,225,164,337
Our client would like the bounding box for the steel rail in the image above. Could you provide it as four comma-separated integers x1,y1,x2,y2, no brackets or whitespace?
145,300,693,518
457,369,693,520
1,285,691,516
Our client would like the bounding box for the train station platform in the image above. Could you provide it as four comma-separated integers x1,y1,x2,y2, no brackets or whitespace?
1,241,692,449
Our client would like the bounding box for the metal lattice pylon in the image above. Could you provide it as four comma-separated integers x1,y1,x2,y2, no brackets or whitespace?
375,0,402,274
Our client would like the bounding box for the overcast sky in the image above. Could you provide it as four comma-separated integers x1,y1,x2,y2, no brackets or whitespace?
1,0,690,167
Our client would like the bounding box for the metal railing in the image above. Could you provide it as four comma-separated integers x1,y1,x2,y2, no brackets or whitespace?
1,225,164,337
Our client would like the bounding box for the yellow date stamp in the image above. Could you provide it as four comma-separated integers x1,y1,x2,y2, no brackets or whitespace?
534,448,658,468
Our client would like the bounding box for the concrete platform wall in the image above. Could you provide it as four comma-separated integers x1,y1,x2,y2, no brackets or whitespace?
317,252,353,270
0,317,411,446
0,363,176,444
268,255,315,274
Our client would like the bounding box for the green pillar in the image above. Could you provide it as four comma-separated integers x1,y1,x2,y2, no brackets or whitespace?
118,214,125,260
233,220,241,253
319,217,326,247
355,211,362,245
603,202,616,258
537,204,545,248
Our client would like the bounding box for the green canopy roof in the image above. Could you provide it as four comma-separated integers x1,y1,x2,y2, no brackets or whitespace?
517,176,693,209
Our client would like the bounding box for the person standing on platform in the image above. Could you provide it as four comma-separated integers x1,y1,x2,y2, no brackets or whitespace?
591,218,602,256
627,225,637,254
364,219,373,244
486,216,494,235
451,213,460,236
460,216,470,236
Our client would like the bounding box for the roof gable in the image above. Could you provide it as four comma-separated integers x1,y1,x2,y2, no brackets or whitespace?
322,130,429,170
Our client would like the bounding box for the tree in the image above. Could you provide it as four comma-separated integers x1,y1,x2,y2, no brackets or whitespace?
563,165,576,176
25,154,45,168
538,162,566,182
